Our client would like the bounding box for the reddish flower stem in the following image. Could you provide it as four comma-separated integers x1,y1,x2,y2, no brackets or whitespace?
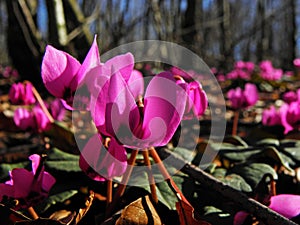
142,150,158,203
106,180,113,206
232,110,240,136
27,206,39,219
105,149,139,218
25,81,54,123
149,147,171,179
149,147,189,202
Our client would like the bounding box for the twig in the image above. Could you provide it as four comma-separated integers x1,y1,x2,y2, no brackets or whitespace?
156,147,298,225
0,203,31,221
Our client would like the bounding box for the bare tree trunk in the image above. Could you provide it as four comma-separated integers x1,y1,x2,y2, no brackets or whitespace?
256,0,263,62
282,0,296,70
5,0,45,90
218,0,233,71
181,0,197,49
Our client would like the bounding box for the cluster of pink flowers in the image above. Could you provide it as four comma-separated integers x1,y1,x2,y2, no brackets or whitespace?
0,154,56,209
9,82,36,105
227,83,259,110
0,65,19,79
9,81,65,132
41,37,208,181
13,99,65,132
262,90,300,134
259,60,283,81
226,61,255,80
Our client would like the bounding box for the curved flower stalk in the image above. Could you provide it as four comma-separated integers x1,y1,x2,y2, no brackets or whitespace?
9,82,36,105
0,154,56,210
234,194,300,225
41,37,100,108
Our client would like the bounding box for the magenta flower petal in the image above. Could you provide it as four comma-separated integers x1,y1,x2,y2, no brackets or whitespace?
69,37,101,91
49,98,66,121
42,172,56,192
280,102,300,134
33,106,51,131
244,83,258,106
0,183,14,201
262,106,281,126
142,72,186,146
24,83,36,105
186,81,208,118
283,91,298,104
127,69,144,99
227,87,244,109
10,168,34,198
294,58,300,68
29,154,41,175
0,154,55,209
13,108,35,130
41,45,81,98
280,103,294,134
104,53,134,82
9,83,25,104
79,134,127,181
269,194,300,219
105,69,140,139
227,83,258,110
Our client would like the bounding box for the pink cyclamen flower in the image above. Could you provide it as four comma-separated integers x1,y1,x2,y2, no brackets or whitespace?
226,61,255,80
169,67,208,119
216,74,226,82
79,134,127,181
86,52,143,135
280,102,300,134
9,82,36,105
41,37,100,108
48,98,66,121
283,91,298,104
176,78,208,119
13,106,51,132
259,60,283,81
78,52,144,181
234,194,300,225
89,67,187,149
293,58,300,68
262,105,282,126
0,154,56,209
227,83,258,110
13,107,35,130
